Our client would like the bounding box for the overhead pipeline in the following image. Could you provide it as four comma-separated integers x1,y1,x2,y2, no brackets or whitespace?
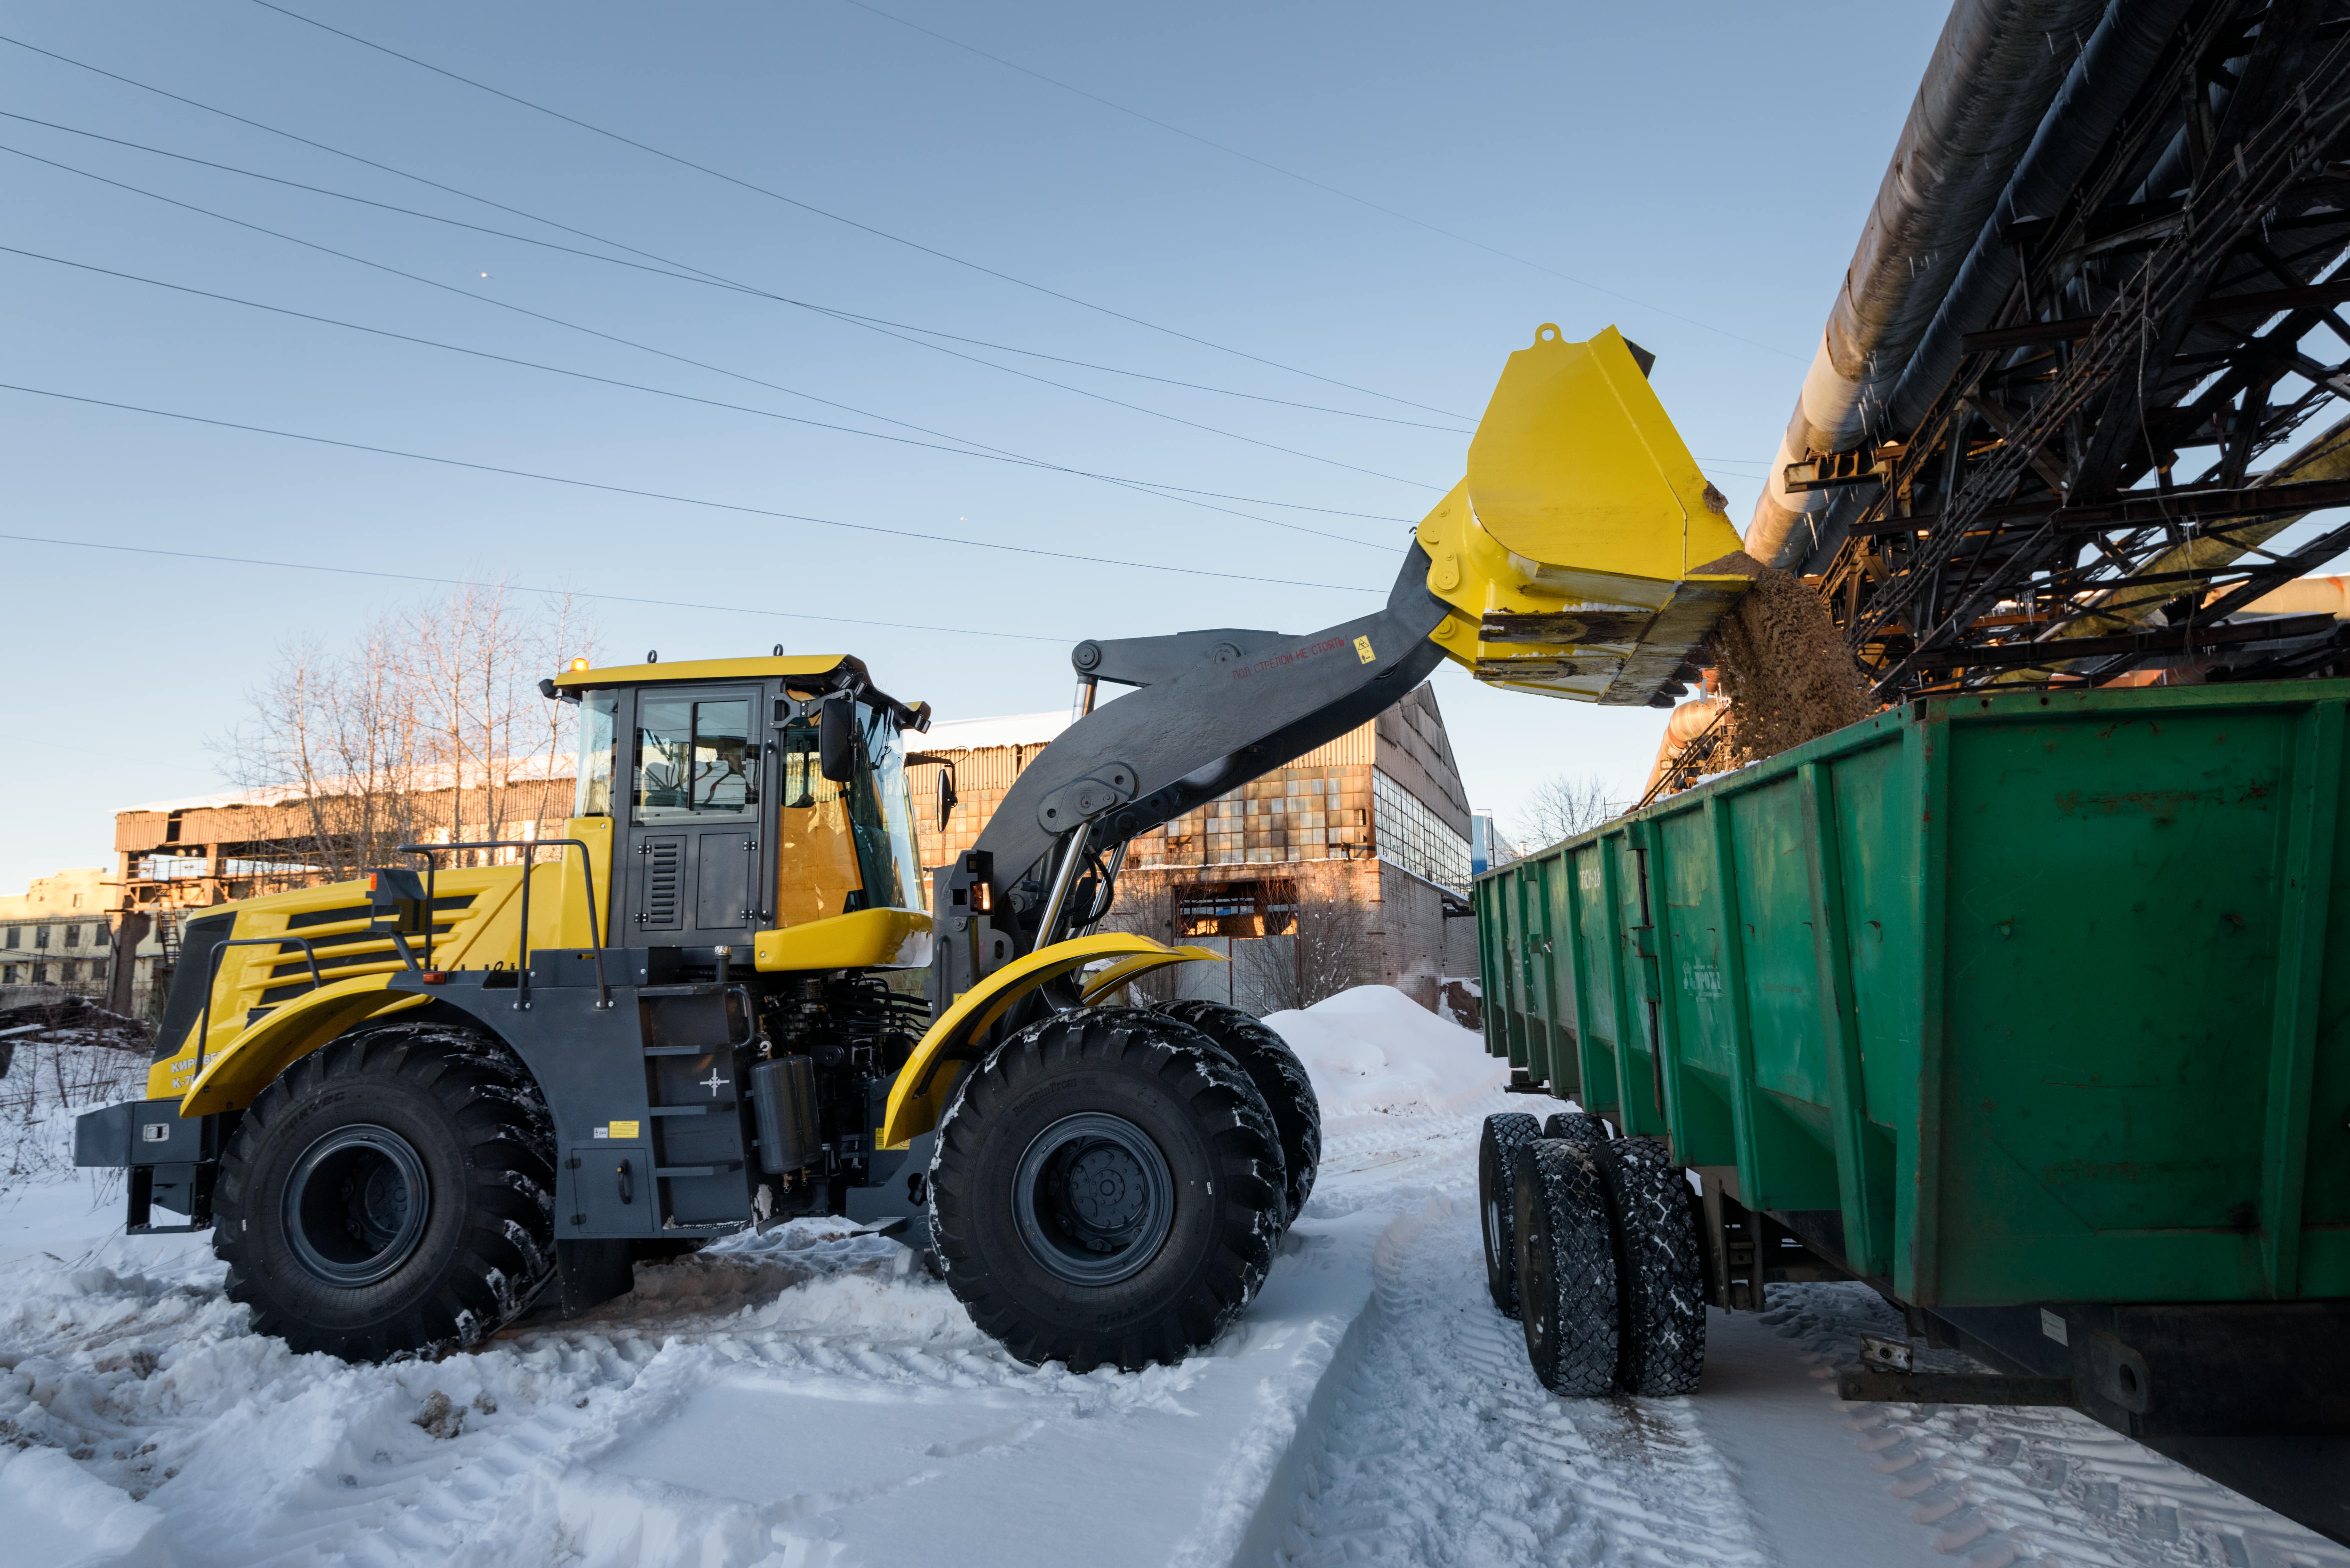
1746,0,2106,569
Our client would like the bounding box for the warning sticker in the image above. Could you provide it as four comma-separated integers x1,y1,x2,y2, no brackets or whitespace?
1353,635,1376,664
594,1121,642,1140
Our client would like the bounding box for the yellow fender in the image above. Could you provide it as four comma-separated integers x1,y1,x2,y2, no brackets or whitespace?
878,933,1223,1149
175,977,429,1116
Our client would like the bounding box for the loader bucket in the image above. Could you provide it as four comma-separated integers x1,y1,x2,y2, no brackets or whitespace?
1418,324,1751,706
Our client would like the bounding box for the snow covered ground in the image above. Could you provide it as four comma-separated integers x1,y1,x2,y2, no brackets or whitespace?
1,989,2341,1568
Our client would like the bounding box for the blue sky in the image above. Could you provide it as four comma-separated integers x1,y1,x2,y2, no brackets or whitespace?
0,0,1949,891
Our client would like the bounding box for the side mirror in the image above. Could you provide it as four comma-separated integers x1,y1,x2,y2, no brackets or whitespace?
938,765,959,831
818,692,857,783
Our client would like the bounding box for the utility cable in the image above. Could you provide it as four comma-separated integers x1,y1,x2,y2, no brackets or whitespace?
0,532,1074,643
834,0,1802,364
0,239,1403,548
0,113,1443,492
0,35,1470,434
0,382,1390,595
244,0,1472,418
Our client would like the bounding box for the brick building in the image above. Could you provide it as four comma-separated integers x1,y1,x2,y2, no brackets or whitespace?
910,684,1481,1013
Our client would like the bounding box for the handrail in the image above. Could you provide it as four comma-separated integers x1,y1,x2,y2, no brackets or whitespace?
397,837,610,1010
194,935,326,1082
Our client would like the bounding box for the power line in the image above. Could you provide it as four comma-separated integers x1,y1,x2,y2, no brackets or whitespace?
0,531,1073,643
0,113,1445,495
834,0,1803,365
0,239,1405,550
0,381,1391,595
0,33,1471,435
245,0,1472,420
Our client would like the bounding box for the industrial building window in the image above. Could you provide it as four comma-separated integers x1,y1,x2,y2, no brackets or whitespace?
64,925,80,948
1372,769,1471,894
3,927,14,949
34,926,49,950
1174,879,1298,938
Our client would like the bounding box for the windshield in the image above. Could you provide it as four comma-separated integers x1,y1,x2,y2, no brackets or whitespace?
775,699,925,921
853,701,925,914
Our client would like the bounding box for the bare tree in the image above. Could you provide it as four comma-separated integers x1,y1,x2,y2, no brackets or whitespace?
219,587,596,878
1238,864,1376,1014
1512,772,1618,851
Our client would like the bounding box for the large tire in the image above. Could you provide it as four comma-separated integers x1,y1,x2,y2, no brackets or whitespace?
1513,1138,1619,1396
213,1021,555,1362
1543,1109,1610,1147
1596,1137,1706,1395
1478,1112,1542,1318
1155,999,1319,1223
926,1007,1283,1372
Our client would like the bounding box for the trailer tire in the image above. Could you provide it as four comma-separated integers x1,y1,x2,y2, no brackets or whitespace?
213,1021,554,1362
927,1007,1283,1372
1543,1110,1610,1147
1513,1138,1619,1396
1596,1136,1706,1395
1478,1111,1543,1317
1155,1000,1319,1224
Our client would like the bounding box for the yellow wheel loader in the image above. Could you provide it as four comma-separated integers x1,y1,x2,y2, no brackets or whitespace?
74,326,1750,1370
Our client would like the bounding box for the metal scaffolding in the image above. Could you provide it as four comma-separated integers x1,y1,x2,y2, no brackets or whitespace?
1798,2,2350,695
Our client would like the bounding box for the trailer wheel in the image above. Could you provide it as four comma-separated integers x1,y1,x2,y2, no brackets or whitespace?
1596,1136,1706,1395
1543,1110,1610,1147
1478,1112,1543,1317
1513,1138,1619,1395
1155,1000,1319,1224
213,1021,554,1362
927,1007,1283,1372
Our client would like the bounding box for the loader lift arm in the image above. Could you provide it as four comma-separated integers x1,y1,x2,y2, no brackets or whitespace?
967,543,1453,957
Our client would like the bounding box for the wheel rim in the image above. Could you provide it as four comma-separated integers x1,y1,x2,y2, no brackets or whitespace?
1012,1113,1176,1287
282,1123,432,1287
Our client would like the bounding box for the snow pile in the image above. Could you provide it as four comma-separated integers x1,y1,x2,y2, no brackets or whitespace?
1263,985,1508,1121
0,1021,149,1187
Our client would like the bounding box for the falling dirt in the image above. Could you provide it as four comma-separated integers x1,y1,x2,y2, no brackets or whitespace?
1695,550,1875,767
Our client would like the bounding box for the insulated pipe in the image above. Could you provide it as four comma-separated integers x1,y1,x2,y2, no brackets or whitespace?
2236,576,2350,619
1642,695,1732,798
1745,0,2105,568
1883,0,2201,437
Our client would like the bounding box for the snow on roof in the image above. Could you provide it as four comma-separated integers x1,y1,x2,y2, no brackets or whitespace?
122,755,578,816
917,711,1070,753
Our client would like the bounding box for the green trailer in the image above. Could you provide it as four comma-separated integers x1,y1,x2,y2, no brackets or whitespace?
1473,679,2350,1539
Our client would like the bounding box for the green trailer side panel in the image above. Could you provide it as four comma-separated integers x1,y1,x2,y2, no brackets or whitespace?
1520,862,1556,1087
1475,894,1505,1058
1936,702,2298,1304
1497,861,1528,1069
1543,850,1582,1097
1570,841,1619,1112
1724,773,1830,1109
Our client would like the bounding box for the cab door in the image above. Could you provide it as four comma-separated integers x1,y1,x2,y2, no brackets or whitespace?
621,684,769,947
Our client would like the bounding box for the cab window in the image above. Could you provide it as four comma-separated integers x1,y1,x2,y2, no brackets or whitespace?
776,722,863,924
573,691,620,817
634,696,757,821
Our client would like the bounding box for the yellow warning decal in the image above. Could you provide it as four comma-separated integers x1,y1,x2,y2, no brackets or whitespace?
608,1120,640,1139
1353,635,1375,664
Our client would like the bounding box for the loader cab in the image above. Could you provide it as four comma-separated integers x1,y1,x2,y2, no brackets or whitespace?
559,655,930,962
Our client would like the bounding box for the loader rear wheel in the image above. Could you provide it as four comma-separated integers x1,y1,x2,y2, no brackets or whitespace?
1154,999,1320,1223
1597,1136,1706,1395
213,1021,554,1362
1478,1111,1542,1318
927,1007,1283,1372
1513,1138,1619,1396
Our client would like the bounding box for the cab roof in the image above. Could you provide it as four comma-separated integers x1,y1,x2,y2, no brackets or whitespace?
550,654,929,732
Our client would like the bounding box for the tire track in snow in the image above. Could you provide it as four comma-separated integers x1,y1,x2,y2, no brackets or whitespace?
1759,1284,2350,1568
1268,1186,1770,1567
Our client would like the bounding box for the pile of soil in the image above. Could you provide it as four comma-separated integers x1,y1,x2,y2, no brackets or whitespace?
1695,550,1874,767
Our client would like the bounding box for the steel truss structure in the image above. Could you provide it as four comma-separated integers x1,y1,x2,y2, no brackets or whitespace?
1807,3,2350,697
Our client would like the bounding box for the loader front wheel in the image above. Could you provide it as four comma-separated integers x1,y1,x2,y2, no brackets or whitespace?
927,1007,1283,1372
213,1021,555,1362
1153,999,1320,1223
